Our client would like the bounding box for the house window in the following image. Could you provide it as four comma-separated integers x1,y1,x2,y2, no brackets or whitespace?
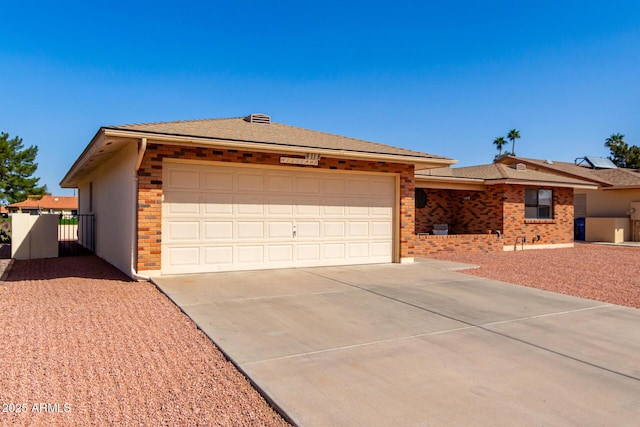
525,188,553,219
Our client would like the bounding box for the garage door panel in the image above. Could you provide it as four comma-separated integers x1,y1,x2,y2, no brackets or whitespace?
295,197,321,216
297,222,320,239
371,242,392,257
162,163,394,274
266,174,293,193
166,246,200,266
347,205,369,216
237,246,264,263
297,244,321,261
346,178,370,194
348,242,370,258
323,243,346,259
167,221,200,240
348,222,370,238
268,245,294,262
203,194,234,215
295,176,321,193
204,171,233,190
372,221,392,237
235,196,264,215
322,178,346,194
322,200,346,216
371,205,393,216
324,222,346,238
167,169,200,190
237,222,264,239
204,222,233,240
237,172,264,192
204,246,233,264
267,222,293,239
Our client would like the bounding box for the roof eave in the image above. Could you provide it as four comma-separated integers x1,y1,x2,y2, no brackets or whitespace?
602,185,640,191
60,128,108,188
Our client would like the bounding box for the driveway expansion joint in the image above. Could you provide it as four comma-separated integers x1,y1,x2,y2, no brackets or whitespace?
305,269,640,383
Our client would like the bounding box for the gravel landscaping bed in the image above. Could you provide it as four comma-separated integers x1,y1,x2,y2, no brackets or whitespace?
0,256,291,427
427,243,640,309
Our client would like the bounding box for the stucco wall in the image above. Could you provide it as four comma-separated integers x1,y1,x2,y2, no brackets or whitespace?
78,143,137,275
575,188,640,217
137,144,416,273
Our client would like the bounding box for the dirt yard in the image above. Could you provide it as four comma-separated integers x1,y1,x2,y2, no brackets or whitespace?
0,256,291,427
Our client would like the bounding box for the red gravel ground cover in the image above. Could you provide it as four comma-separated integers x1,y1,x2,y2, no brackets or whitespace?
0,256,291,427
428,243,640,309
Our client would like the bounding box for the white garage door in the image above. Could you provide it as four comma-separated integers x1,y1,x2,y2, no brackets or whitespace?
161,161,395,274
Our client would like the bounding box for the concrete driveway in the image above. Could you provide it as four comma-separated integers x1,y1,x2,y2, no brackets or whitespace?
153,260,640,426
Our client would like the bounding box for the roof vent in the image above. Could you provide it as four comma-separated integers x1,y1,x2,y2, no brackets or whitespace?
545,159,553,165
516,163,526,171
244,113,271,124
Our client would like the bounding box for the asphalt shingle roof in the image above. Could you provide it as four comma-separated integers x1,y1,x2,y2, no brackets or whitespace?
8,196,78,210
416,163,595,186
109,116,449,161
497,156,640,188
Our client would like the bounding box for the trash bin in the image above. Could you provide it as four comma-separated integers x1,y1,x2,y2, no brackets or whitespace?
574,217,585,241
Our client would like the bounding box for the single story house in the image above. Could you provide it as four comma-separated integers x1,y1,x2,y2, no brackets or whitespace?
60,114,456,278
413,162,597,254
7,195,78,216
496,156,640,242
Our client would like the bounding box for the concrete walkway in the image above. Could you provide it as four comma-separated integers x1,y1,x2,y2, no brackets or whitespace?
154,262,640,426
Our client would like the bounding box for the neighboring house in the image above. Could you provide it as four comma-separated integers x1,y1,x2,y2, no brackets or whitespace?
0,205,8,218
414,163,597,254
60,114,455,278
496,156,640,242
7,195,78,216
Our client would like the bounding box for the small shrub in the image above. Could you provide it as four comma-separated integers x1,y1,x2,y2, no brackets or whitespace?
0,218,10,243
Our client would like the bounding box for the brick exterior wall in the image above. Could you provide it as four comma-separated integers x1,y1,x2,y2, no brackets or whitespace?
414,184,574,255
136,144,416,272
500,184,574,245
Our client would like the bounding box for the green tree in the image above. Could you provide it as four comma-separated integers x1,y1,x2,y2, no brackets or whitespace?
604,133,640,169
0,132,46,205
507,129,521,156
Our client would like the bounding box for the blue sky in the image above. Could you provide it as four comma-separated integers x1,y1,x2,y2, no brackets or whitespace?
1,1,639,196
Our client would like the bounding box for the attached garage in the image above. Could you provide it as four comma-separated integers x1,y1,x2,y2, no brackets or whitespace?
61,114,455,279
162,161,395,274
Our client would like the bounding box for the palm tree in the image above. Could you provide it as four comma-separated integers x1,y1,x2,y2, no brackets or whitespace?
507,129,521,156
493,136,507,158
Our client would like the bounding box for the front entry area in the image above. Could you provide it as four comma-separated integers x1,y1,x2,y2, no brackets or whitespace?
161,161,396,274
